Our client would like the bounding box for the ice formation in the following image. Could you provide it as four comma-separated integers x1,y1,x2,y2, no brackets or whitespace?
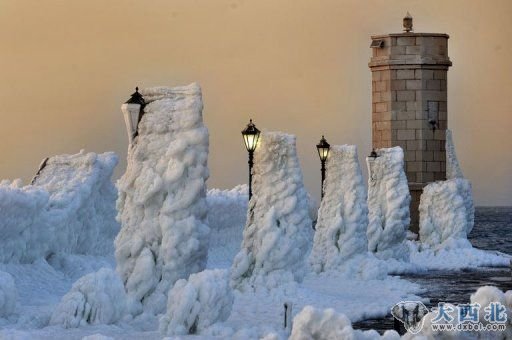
0,182,49,263
310,145,368,273
207,185,248,266
207,185,248,236
366,147,410,260
0,151,119,263
0,271,17,318
289,306,400,340
115,83,210,314
446,129,464,179
231,131,313,289
159,269,233,336
419,130,474,250
50,268,127,328
419,178,474,249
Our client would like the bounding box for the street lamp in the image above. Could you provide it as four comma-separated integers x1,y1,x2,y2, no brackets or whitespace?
403,12,413,33
121,87,146,144
368,148,379,182
241,119,260,200
316,135,330,199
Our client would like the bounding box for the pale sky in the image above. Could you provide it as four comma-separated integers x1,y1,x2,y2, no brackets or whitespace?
1,0,511,205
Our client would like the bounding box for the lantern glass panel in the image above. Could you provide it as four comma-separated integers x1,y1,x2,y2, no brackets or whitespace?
316,136,330,162
317,147,329,161
121,103,141,141
243,133,259,152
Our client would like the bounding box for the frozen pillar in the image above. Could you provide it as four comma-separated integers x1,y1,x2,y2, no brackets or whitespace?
115,83,210,314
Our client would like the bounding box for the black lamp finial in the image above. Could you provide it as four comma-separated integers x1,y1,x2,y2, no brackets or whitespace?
125,86,145,106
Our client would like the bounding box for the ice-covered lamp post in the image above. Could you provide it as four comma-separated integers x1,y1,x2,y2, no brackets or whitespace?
241,119,260,200
316,135,330,199
367,148,379,182
121,87,146,144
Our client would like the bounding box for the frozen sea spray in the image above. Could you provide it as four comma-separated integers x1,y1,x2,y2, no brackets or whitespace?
0,151,118,263
310,145,368,273
419,130,474,249
50,268,127,328
231,131,312,289
159,269,233,336
115,83,210,314
366,147,410,260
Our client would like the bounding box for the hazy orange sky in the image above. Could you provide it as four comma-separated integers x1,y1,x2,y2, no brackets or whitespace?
1,0,511,205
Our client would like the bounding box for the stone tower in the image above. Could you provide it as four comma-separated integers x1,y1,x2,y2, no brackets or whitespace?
368,14,452,232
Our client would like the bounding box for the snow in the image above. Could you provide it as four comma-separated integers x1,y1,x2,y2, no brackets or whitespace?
231,131,313,290
310,145,368,273
50,268,127,328
366,147,410,260
419,178,475,250
0,150,119,263
289,305,400,340
159,269,233,336
0,271,17,318
115,83,210,314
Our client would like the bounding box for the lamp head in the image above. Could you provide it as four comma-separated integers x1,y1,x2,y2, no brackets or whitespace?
403,12,413,32
316,135,330,162
242,119,261,152
125,86,146,106
121,87,145,144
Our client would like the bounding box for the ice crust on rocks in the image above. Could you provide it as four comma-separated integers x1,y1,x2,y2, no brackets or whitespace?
115,83,210,314
310,145,368,273
159,269,233,336
419,178,474,249
419,130,474,250
289,306,400,340
0,271,17,318
0,182,49,263
50,268,127,328
0,151,119,263
366,147,410,260
231,131,313,289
